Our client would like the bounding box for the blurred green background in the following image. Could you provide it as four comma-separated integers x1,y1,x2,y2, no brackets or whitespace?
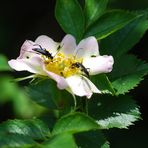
0,0,148,147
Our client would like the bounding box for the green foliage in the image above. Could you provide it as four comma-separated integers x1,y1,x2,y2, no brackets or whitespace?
52,112,99,135
0,119,50,147
43,133,77,148
84,0,108,28
0,119,50,139
0,0,148,147
100,14,148,57
88,95,141,129
84,10,138,40
110,54,148,95
0,133,36,148
0,54,10,71
99,12,148,95
0,76,45,118
91,74,116,95
75,131,110,148
55,0,85,42
26,79,73,110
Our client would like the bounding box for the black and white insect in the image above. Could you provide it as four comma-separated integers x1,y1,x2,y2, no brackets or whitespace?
32,43,64,59
71,62,89,77
32,44,53,59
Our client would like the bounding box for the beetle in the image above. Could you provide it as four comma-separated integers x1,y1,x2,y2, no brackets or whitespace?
71,62,89,77
32,45,53,59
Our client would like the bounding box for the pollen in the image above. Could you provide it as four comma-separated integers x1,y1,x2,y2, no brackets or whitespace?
44,52,82,77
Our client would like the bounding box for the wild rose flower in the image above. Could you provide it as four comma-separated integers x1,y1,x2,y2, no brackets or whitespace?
8,34,114,98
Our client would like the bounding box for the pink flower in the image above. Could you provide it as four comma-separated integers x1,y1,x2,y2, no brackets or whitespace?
8,34,114,98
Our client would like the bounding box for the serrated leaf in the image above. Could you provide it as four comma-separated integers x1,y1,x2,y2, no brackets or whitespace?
52,112,99,135
85,10,138,40
0,54,10,71
0,133,36,148
55,0,84,42
100,14,148,57
84,0,108,28
0,119,50,140
110,54,148,95
26,79,73,110
44,133,77,148
88,95,141,129
75,130,110,148
91,74,116,95
97,111,140,129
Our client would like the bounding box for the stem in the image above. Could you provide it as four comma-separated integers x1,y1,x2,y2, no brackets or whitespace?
14,74,35,82
66,88,77,111
72,94,77,111
85,98,88,115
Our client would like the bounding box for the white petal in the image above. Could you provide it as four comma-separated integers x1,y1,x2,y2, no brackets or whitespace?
35,35,59,55
83,55,114,75
43,66,68,89
66,75,101,98
8,57,46,75
18,40,37,59
60,34,77,55
8,40,46,75
75,36,99,58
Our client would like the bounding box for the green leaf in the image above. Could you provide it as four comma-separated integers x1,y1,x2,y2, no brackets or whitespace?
52,112,99,135
0,76,45,118
85,10,138,40
100,14,148,57
26,79,73,110
91,74,116,95
110,54,148,95
84,0,108,28
0,119,50,140
75,130,110,148
44,133,77,148
55,0,85,42
0,54,10,71
88,95,141,129
0,133,36,148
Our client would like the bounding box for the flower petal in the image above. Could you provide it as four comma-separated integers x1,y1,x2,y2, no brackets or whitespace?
8,57,46,75
18,40,37,59
60,34,77,55
83,55,114,75
66,75,101,98
8,40,46,75
75,36,99,58
43,66,68,89
35,35,59,55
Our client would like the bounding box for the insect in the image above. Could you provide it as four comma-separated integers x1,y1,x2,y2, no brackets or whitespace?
32,44,53,59
71,62,89,77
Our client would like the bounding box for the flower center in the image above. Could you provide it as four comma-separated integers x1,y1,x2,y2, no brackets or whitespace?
44,52,83,77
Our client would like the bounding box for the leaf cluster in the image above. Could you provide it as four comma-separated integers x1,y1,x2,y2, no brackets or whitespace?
0,0,148,147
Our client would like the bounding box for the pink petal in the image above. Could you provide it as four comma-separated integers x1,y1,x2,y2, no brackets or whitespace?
66,75,101,98
83,55,114,75
35,35,59,55
60,34,77,55
75,36,99,58
8,40,46,74
18,40,37,59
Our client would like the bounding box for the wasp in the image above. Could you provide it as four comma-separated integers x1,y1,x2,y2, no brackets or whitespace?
71,62,89,77
32,44,53,59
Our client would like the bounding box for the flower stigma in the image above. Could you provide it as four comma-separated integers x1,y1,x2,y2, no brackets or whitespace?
43,52,83,78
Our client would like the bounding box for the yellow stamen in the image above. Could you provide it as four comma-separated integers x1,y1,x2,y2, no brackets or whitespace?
44,52,83,77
